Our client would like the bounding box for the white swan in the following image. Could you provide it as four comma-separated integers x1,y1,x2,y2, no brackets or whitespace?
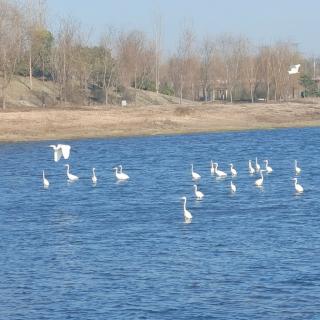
42,170,49,188
193,184,204,200
230,163,237,176
92,168,97,184
293,177,303,193
191,164,201,180
248,160,255,174
214,162,227,177
264,160,273,173
230,180,236,193
113,166,129,180
255,157,261,173
181,196,192,223
210,160,215,175
255,169,265,187
65,164,79,181
49,144,71,162
295,160,301,175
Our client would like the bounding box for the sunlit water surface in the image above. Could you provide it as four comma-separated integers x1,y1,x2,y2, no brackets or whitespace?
1,127,320,319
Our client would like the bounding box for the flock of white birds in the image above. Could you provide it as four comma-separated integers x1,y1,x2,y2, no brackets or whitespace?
42,143,303,225
181,157,303,224
42,143,129,188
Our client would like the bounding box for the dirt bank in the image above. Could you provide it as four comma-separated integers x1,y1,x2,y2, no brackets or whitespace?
0,102,320,142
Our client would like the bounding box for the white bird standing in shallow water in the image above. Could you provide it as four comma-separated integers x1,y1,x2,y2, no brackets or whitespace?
230,163,237,176
49,144,71,162
230,180,236,193
193,185,204,200
92,168,97,184
181,196,192,223
65,164,79,182
255,170,266,187
248,160,255,174
113,166,129,181
191,164,201,180
295,160,301,175
214,162,227,177
293,177,304,193
255,157,261,173
42,170,49,188
264,160,273,173
210,160,215,175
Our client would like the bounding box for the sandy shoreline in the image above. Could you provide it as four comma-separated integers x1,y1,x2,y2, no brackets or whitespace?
0,102,320,142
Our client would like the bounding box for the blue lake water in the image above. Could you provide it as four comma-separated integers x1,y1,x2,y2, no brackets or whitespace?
1,127,320,319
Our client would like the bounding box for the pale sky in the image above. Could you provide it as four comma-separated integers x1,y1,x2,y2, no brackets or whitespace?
46,0,319,56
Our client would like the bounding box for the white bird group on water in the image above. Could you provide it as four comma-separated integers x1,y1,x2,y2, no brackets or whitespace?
42,143,129,188
181,158,304,224
43,144,304,225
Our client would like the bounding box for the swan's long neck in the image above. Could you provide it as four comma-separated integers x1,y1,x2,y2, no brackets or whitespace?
255,157,258,165
191,164,194,173
93,168,96,176
295,160,297,168
194,185,197,192
260,171,264,180
43,171,45,179
66,165,70,174
183,198,187,211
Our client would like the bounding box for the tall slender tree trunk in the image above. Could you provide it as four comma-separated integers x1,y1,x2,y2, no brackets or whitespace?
1,87,6,110
250,84,254,103
105,67,114,107
42,60,45,83
134,68,137,106
63,48,66,103
29,50,33,90
103,62,108,106
179,74,183,104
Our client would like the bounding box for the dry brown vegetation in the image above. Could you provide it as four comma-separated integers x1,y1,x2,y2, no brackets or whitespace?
1,101,320,142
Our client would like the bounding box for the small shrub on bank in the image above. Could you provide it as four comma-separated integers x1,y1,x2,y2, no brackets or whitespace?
174,106,192,116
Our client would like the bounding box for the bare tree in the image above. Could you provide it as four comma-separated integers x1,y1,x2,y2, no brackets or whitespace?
176,26,196,103
99,27,116,105
269,42,300,101
200,36,215,101
117,30,151,104
154,14,162,94
242,42,259,103
0,0,24,109
24,0,48,89
52,17,80,104
216,35,247,103
257,46,273,101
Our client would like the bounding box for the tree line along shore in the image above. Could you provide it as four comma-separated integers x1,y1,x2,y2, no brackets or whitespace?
1,0,320,111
